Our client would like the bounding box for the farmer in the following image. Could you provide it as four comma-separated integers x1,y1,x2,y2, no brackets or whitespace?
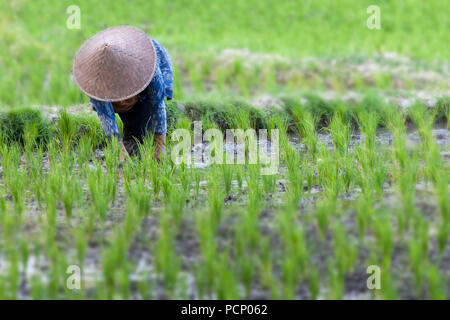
72,26,173,162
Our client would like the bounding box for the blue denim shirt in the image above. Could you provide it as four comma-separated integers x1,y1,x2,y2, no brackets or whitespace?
89,39,173,139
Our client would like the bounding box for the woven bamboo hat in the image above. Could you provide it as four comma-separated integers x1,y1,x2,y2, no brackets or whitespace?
73,26,156,102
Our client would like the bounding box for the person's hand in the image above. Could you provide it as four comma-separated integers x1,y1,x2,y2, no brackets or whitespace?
154,134,166,163
118,141,129,163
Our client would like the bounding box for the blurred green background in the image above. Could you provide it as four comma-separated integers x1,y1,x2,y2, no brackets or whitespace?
1,0,449,106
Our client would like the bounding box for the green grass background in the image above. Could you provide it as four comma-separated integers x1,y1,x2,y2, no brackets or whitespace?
1,0,449,106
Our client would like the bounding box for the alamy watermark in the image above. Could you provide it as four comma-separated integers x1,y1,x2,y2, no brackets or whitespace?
66,5,81,30
366,265,381,290
366,5,381,30
66,265,81,290
171,121,279,175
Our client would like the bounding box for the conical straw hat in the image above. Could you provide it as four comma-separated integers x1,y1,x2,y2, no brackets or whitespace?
73,26,156,102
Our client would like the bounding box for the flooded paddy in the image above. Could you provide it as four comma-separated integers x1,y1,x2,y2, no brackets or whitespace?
0,120,448,299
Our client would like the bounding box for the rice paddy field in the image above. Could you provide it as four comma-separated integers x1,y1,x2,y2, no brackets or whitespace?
0,0,449,300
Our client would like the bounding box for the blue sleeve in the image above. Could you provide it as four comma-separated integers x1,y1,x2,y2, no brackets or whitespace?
142,70,167,135
89,98,122,140
152,39,173,100
153,101,167,135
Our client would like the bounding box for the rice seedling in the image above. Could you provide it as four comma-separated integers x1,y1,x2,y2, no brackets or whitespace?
166,184,188,231
178,163,192,195
150,160,162,199
426,264,447,300
214,252,240,299
408,215,430,296
316,199,332,240
137,271,154,300
57,111,78,151
220,164,234,196
372,212,394,267
195,209,218,298
77,135,93,167
235,165,244,193
207,166,225,230
308,267,320,300
327,260,344,300
232,221,256,298
61,170,82,220
29,275,45,300
193,167,202,198
285,148,303,202
101,229,132,299
316,146,341,204
74,225,88,267
124,172,152,219
5,250,20,300
28,146,46,207
330,222,358,276
356,193,373,239
292,107,319,156
257,237,275,289
408,104,435,153
1,145,27,216
268,114,290,155
379,267,398,300
262,171,277,196
328,112,351,158
86,162,117,227
277,200,309,299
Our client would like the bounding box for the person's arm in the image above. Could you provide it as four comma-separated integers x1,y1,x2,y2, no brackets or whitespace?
89,98,129,160
152,39,173,100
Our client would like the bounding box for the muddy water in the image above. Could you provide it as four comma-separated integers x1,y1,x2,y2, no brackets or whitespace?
192,126,449,168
